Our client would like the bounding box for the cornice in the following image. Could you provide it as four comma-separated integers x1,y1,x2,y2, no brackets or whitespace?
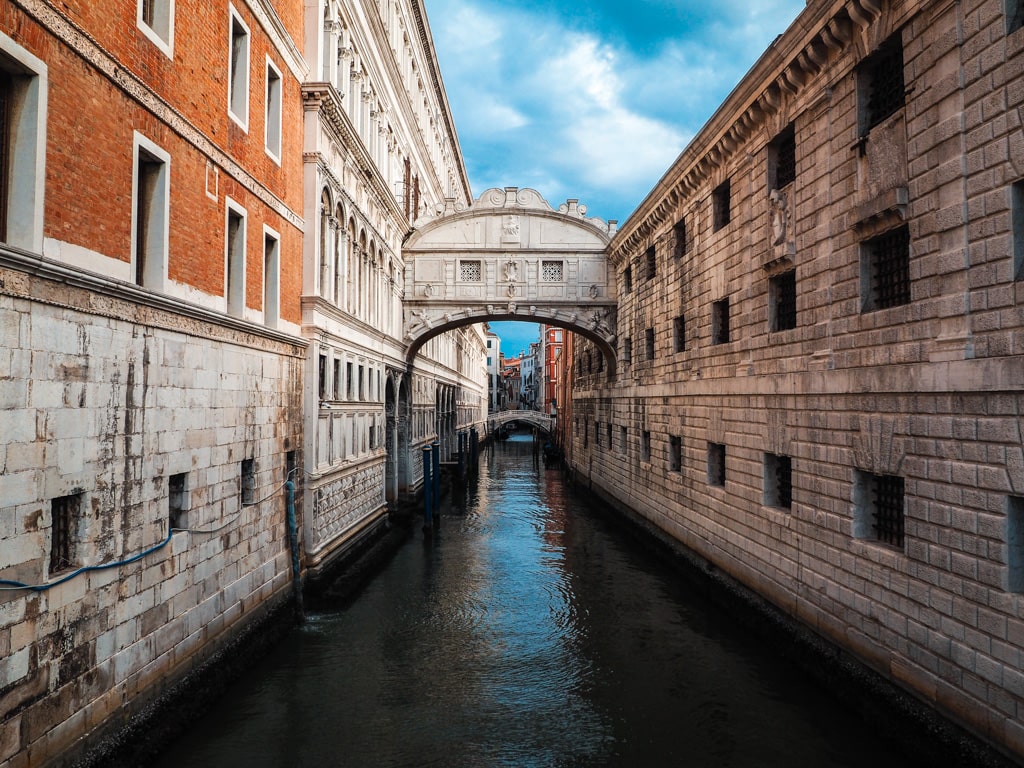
613,0,885,256
15,0,304,231
0,244,307,353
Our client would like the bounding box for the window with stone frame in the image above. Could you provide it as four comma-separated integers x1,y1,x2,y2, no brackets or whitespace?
645,327,655,360
594,421,600,446
139,0,174,56
49,493,82,575
645,245,656,281
542,260,563,281
228,6,250,129
133,134,170,289
853,470,905,549
861,225,910,311
764,454,793,509
0,69,9,244
623,264,633,293
673,315,686,352
606,423,612,449
623,336,632,365
641,430,651,462
169,472,189,530
712,298,730,344
673,216,687,259
225,199,247,317
619,426,628,455
333,359,342,400
708,442,726,486
1007,0,1024,34
263,229,280,328
768,123,796,191
241,458,256,505
584,418,589,448
858,32,905,135
265,58,283,161
460,260,482,282
318,354,327,400
770,270,797,331
713,180,731,231
669,435,682,472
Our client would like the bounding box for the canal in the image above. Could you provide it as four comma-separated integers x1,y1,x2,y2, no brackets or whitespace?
153,435,930,767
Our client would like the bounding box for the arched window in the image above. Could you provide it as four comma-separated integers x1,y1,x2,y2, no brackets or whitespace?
319,188,331,297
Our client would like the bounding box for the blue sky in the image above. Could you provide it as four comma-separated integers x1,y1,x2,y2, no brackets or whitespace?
422,0,807,355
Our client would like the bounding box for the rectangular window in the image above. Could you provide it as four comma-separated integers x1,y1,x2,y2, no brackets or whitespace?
265,58,282,161
49,493,81,575
225,199,247,317
641,430,651,462
619,426,627,455
673,217,687,258
623,264,633,293
673,315,686,352
712,298,730,344
0,37,47,252
859,33,904,134
241,458,256,505
1008,496,1024,592
346,362,354,399
138,0,174,57
584,419,590,448
596,353,604,373
333,359,341,400
1009,0,1024,34
460,260,482,281
263,227,280,329
645,245,656,280
854,471,905,549
623,336,632,365
318,354,327,400
669,435,682,472
358,364,365,400
769,124,796,190
541,260,563,281
132,133,170,290
770,270,797,331
713,180,731,231
169,472,189,530
862,225,911,311
1013,181,1024,280
228,6,250,129
764,454,793,509
594,421,600,446
708,442,726,486
606,423,612,449
645,328,655,360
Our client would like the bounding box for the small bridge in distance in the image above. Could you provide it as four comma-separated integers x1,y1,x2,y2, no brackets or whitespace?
487,410,556,435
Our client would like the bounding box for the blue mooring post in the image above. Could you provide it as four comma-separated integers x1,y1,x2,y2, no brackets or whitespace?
431,440,441,515
422,445,433,531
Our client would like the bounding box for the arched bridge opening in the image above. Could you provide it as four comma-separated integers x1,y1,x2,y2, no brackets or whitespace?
403,187,620,378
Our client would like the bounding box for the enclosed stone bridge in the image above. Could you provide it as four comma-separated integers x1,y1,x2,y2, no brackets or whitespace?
487,409,556,435
403,187,619,375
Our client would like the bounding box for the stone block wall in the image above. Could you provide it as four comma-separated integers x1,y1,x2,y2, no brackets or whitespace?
568,0,1024,760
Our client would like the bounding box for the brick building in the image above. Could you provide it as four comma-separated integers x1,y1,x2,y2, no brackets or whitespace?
568,0,1024,760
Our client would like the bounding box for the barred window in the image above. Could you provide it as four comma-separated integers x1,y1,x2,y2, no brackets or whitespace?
1009,0,1024,34
855,471,905,549
623,265,633,293
770,270,797,331
1013,181,1024,280
670,436,682,472
241,458,256,505
623,336,632,365
708,443,726,486
673,315,686,352
645,327,655,360
641,430,651,462
764,454,792,509
713,180,731,231
645,245,656,280
50,493,82,574
712,298,730,344
620,426,627,455
860,34,905,133
862,225,911,311
769,124,796,190
460,260,482,282
673,217,687,258
542,260,563,282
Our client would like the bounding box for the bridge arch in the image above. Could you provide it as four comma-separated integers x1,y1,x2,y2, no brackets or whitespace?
403,187,620,376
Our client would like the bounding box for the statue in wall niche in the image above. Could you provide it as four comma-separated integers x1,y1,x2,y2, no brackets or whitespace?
504,260,518,282
769,188,789,246
508,284,518,297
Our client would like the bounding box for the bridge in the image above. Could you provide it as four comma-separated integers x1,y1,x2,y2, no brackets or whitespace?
403,187,620,376
487,409,556,435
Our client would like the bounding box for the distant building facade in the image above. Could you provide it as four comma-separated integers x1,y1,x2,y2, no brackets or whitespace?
566,0,1024,760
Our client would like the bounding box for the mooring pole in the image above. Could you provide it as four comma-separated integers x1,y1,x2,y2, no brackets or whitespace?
284,480,305,623
431,440,441,520
422,445,433,531
457,431,465,479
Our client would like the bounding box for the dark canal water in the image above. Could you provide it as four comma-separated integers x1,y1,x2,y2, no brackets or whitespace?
154,435,926,768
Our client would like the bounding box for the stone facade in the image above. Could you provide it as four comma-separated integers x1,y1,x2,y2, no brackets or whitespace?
566,0,1024,761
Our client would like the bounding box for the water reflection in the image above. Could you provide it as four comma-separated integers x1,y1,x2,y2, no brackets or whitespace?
153,434,925,768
